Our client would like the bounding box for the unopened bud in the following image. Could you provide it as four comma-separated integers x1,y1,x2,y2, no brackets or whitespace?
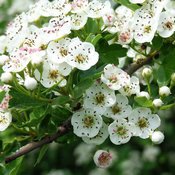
24,77,37,90
153,99,163,108
137,91,150,100
142,67,152,79
159,86,171,97
151,131,164,144
1,72,13,83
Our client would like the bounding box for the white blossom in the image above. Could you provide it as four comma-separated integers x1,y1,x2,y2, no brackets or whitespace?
93,150,113,168
66,37,99,70
128,107,161,139
82,122,109,145
108,119,134,145
0,110,12,131
101,64,130,90
71,109,103,138
104,94,132,120
84,82,116,114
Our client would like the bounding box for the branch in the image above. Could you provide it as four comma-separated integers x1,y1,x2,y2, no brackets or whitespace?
125,51,159,75
5,118,71,164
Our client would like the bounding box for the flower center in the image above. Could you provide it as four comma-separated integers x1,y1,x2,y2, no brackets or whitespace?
95,93,105,104
0,117,7,124
83,116,94,128
60,48,68,57
112,105,121,115
116,126,127,136
164,21,173,30
144,25,151,33
98,152,112,166
75,54,86,63
137,118,148,128
109,74,118,83
49,70,59,79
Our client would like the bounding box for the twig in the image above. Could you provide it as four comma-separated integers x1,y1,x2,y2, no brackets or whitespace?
125,51,159,75
5,118,71,164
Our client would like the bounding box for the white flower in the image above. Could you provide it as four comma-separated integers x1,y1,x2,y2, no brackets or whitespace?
70,12,88,30
108,119,134,145
0,72,13,83
165,0,175,15
47,37,71,65
151,131,164,144
132,5,159,43
119,76,140,96
41,15,71,44
0,55,9,66
159,86,171,97
86,0,111,19
101,64,130,90
104,94,132,120
153,99,163,108
129,0,145,3
157,11,175,38
82,122,109,145
24,76,37,90
66,37,99,70
93,150,113,168
41,0,71,17
128,107,161,139
0,35,7,54
71,109,103,138
0,110,12,131
6,13,29,52
137,91,150,100
35,59,71,88
118,28,133,45
84,82,116,114
71,0,89,13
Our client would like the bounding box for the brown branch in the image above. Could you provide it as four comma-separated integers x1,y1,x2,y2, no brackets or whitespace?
5,118,71,164
125,51,159,75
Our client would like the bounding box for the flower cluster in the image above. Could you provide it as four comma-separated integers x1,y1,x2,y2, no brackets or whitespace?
0,0,175,169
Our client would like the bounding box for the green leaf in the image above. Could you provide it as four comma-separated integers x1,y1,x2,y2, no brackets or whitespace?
34,145,49,166
52,96,71,106
9,88,47,109
72,78,94,99
134,96,153,107
8,157,24,175
98,40,127,64
85,18,98,34
0,90,6,103
113,0,140,11
91,34,102,46
151,36,163,50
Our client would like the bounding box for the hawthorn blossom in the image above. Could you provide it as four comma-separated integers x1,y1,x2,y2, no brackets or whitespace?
119,76,140,96
129,0,145,3
86,0,111,19
71,0,89,13
0,86,11,110
157,11,175,38
101,64,130,90
70,12,88,30
0,110,12,131
71,109,103,138
84,82,116,114
41,14,71,44
93,150,113,168
66,37,99,70
104,94,132,120
108,119,134,145
47,37,72,65
128,107,161,139
35,59,72,88
82,122,109,145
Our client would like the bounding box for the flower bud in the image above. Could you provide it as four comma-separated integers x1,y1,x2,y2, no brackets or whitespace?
151,131,164,144
0,72,13,83
137,91,150,100
24,77,37,90
159,86,171,97
93,150,113,168
153,99,163,107
0,55,9,65
142,67,152,79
